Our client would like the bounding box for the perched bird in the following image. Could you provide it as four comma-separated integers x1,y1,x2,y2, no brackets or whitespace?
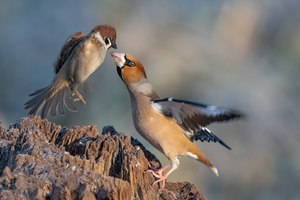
110,52,243,187
25,25,117,118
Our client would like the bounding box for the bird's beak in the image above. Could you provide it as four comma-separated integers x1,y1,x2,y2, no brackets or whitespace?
110,52,126,68
111,41,117,49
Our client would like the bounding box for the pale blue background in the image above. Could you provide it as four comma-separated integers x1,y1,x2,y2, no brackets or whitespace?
0,1,299,199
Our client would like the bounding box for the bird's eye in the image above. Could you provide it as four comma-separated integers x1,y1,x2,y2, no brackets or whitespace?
105,38,110,45
128,61,135,67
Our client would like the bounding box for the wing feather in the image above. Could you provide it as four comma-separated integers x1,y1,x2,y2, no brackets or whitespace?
54,32,85,74
151,97,243,149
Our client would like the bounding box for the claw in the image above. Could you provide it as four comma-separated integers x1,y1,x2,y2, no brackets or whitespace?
72,91,87,105
147,169,162,178
147,164,171,188
152,176,167,188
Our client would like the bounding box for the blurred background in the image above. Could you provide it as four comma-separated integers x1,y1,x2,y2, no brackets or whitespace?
0,0,299,199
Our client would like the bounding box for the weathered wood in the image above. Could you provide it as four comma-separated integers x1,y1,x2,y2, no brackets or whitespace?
0,117,206,200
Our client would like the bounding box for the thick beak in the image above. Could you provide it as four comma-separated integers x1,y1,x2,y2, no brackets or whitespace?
110,52,126,68
111,41,117,49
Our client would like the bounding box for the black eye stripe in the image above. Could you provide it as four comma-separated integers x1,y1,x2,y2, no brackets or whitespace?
105,38,110,45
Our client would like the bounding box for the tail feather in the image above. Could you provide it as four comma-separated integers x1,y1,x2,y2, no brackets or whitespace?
28,100,45,116
41,100,51,119
43,89,64,118
57,91,65,115
25,81,78,118
25,87,49,109
210,166,219,176
29,86,49,97
47,88,73,117
50,92,60,117
188,145,219,177
27,88,50,116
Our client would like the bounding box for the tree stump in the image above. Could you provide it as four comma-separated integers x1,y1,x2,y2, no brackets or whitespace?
0,117,206,200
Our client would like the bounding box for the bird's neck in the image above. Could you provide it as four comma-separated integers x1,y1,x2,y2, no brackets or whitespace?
127,79,159,100
89,32,105,48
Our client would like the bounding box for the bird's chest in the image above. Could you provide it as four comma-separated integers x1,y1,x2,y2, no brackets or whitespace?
133,105,173,153
80,41,106,81
133,103,191,156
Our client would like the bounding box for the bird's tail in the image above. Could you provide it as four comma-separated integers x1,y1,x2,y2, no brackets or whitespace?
187,145,219,177
24,79,77,118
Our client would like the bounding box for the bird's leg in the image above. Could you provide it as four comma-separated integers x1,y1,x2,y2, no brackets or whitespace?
147,164,171,178
72,90,87,105
152,157,180,188
152,164,178,187
70,82,87,105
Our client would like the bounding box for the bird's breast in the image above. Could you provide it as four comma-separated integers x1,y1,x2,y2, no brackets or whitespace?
80,40,106,81
132,102,190,155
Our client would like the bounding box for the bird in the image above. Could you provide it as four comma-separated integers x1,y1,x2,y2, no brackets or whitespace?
25,24,117,118
110,52,243,187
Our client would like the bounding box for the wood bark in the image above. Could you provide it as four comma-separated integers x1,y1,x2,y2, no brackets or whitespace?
0,117,206,200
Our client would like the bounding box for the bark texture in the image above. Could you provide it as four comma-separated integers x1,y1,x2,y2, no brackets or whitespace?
0,117,206,200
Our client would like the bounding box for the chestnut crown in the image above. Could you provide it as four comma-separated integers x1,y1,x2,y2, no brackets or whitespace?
91,24,117,49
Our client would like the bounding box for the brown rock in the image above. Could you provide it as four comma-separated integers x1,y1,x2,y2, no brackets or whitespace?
0,116,206,200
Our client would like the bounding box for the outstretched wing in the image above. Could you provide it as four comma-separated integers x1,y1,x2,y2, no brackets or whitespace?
151,97,243,149
54,32,85,74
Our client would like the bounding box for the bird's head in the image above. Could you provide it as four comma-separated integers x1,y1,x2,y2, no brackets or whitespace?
110,52,147,85
90,24,117,49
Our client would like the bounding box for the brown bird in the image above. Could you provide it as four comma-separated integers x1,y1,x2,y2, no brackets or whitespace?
110,52,243,187
25,25,117,118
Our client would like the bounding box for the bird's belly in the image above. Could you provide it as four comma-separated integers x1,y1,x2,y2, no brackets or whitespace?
137,126,165,153
134,113,188,155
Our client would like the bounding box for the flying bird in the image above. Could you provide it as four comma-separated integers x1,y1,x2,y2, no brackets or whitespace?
110,52,243,187
25,25,117,118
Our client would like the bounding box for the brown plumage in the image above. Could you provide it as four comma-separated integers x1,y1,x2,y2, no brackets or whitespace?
54,32,85,74
111,52,243,187
25,25,117,118
91,24,117,43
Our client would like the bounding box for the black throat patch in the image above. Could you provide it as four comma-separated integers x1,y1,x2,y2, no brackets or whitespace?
117,67,124,82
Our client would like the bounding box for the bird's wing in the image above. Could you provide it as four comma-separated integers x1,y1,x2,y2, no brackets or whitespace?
54,32,85,74
151,97,243,149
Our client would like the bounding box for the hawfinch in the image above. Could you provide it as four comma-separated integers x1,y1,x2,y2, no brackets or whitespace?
111,52,243,187
25,25,117,118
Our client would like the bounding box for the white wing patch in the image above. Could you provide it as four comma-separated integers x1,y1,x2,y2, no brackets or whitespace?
151,101,163,113
201,127,212,133
206,105,218,111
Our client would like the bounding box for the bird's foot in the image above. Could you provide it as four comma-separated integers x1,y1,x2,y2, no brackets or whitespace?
147,169,163,179
152,175,168,188
147,164,170,188
147,164,170,178
72,91,87,105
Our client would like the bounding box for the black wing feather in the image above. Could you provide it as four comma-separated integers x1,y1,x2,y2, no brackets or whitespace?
194,127,231,150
